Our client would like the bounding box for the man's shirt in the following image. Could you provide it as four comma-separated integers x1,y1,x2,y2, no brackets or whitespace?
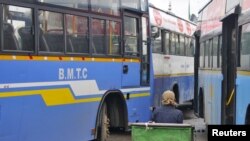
151,105,183,123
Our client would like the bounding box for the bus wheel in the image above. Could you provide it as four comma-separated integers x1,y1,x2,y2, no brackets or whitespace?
100,102,110,141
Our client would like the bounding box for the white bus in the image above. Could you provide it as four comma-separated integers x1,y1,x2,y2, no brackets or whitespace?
150,5,196,107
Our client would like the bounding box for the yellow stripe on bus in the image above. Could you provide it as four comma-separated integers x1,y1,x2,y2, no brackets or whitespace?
129,93,150,98
0,88,149,106
199,70,250,76
0,55,140,63
0,88,100,106
238,71,250,76
154,73,194,78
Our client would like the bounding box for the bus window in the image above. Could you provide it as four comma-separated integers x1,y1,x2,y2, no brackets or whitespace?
213,37,219,68
66,15,89,53
39,10,64,52
218,35,222,68
141,0,148,11
176,34,181,55
185,37,189,56
38,0,89,10
191,38,195,56
170,33,176,55
164,31,170,54
179,35,185,56
152,29,162,53
142,17,148,42
204,41,209,68
199,43,204,68
124,16,139,56
141,16,149,85
122,0,140,10
240,23,250,70
142,17,148,59
107,21,121,55
2,5,34,51
186,37,194,57
200,42,205,68
91,0,120,16
209,39,213,68
91,18,105,54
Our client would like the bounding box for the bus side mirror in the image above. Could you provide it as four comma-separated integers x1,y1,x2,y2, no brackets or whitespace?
151,26,160,38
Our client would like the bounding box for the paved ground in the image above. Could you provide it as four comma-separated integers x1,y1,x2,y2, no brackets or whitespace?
185,117,207,141
107,109,207,141
108,132,131,141
183,109,207,141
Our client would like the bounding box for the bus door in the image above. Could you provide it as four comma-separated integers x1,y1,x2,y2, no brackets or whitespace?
221,10,239,124
122,13,141,87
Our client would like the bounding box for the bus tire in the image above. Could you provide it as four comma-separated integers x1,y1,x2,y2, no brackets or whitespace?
100,102,110,141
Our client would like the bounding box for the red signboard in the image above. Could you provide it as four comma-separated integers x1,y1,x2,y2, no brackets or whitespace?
153,8,162,26
177,19,183,32
186,22,191,35
149,7,196,36
200,0,226,36
242,0,250,11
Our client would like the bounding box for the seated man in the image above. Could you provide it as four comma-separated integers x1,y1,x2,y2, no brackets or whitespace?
151,90,183,123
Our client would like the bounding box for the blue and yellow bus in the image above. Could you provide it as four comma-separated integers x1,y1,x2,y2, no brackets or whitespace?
149,5,196,107
0,0,152,140
195,0,250,124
